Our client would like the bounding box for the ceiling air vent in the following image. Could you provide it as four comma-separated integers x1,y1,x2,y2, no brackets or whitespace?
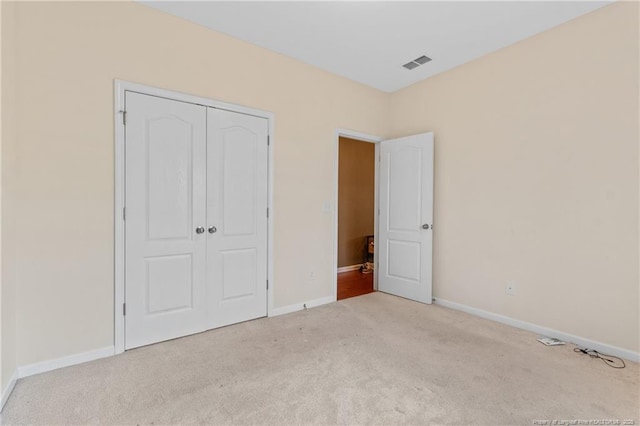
414,55,432,65
402,61,420,70
402,54,432,70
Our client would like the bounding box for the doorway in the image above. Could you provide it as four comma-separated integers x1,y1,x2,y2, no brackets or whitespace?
337,136,377,300
333,129,434,305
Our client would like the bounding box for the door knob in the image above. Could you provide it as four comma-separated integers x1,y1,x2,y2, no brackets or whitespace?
208,226,217,234
195,226,205,234
422,224,430,230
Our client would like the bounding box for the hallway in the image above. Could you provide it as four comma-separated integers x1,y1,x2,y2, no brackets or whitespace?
337,270,374,300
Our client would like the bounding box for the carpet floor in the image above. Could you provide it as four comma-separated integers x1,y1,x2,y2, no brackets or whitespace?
2,292,638,425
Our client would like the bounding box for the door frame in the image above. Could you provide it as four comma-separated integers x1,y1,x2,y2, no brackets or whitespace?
114,80,275,354
333,129,383,301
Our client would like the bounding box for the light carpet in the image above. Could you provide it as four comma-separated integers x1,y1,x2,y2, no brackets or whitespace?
2,292,638,425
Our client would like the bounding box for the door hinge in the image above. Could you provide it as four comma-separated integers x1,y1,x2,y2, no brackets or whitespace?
267,135,270,146
266,208,269,218
122,110,127,125
123,207,126,220
266,280,269,290
123,303,126,316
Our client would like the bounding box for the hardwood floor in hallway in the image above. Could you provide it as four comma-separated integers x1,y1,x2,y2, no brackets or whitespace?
337,269,374,300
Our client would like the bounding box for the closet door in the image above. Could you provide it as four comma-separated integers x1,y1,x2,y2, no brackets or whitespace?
125,92,208,349
206,108,269,329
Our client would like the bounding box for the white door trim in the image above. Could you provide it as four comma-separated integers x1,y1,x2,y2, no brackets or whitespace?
333,129,383,301
114,80,275,354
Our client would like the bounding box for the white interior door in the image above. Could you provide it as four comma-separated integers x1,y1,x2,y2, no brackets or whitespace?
125,92,208,349
378,132,434,304
206,108,269,329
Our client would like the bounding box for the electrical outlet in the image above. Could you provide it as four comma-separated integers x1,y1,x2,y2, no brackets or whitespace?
505,281,516,296
308,271,315,281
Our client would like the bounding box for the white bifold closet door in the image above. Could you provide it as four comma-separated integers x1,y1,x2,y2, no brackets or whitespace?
124,92,268,350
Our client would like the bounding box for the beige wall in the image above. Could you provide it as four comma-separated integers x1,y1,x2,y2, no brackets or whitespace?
3,1,389,367
1,0,638,379
389,1,639,352
1,0,18,393
338,137,375,268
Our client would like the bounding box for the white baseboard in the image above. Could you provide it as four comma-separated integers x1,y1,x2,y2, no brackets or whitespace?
17,346,115,379
269,295,335,317
433,298,639,363
337,264,361,273
0,369,18,412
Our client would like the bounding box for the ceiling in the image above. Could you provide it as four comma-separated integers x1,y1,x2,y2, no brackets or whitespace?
141,1,611,93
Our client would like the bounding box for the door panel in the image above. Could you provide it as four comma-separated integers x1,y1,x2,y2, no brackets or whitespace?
379,132,434,304
221,248,257,300
388,147,422,231
387,240,421,281
146,254,193,314
222,132,257,236
125,92,207,349
146,116,194,240
207,108,269,329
